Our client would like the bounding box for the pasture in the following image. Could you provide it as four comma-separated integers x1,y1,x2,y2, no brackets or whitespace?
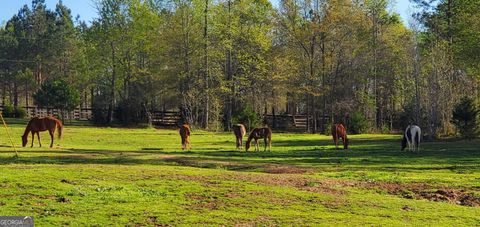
0,119,479,226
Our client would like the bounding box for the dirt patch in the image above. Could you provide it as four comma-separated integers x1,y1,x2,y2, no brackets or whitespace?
415,189,480,206
174,173,347,197
186,194,221,210
360,182,480,207
60,179,75,185
263,165,312,174
162,156,314,175
56,196,71,203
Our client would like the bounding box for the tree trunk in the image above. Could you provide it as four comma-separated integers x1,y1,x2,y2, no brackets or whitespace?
107,41,116,124
203,0,210,129
224,0,233,131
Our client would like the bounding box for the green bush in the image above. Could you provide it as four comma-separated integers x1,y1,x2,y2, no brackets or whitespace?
14,107,27,118
231,105,262,131
2,105,15,118
451,97,479,139
92,95,110,125
33,79,80,112
1,105,27,118
349,112,369,134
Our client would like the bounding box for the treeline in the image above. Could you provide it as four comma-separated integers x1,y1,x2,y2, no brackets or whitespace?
0,0,478,137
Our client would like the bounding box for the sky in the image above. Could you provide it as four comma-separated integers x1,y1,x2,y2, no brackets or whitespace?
0,0,414,26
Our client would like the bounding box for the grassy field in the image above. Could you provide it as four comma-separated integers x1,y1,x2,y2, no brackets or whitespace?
0,119,479,226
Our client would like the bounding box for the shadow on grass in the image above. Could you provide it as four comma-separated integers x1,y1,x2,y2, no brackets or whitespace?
0,138,478,175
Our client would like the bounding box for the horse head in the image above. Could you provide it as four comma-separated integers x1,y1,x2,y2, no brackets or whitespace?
245,139,251,151
21,135,28,147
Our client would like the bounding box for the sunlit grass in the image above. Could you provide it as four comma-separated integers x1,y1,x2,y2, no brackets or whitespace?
0,119,479,225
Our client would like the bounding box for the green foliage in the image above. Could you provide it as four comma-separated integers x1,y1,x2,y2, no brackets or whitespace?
1,105,15,118
33,79,81,112
349,112,369,134
451,97,479,139
14,107,27,119
114,99,145,125
92,95,110,125
231,105,262,130
1,104,26,118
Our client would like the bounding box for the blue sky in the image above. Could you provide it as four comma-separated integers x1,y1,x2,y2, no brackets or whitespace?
0,0,413,26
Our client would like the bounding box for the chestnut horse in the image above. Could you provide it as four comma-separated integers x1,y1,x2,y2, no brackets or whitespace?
332,123,348,149
179,124,191,150
246,127,272,152
233,124,246,149
22,116,63,148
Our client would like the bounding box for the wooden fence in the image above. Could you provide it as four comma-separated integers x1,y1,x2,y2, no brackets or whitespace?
151,111,181,126
0,106,93,120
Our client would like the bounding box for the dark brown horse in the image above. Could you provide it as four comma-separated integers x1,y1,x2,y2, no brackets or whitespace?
246,127,272,152
22,116,63,148
179,124,191,150
233,124,246,149
332,123,348,149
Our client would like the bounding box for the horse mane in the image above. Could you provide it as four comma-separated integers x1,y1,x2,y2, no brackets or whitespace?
22,118,36,137
246,130,255,144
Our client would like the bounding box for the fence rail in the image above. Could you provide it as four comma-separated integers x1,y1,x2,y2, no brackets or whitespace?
0,106,93,120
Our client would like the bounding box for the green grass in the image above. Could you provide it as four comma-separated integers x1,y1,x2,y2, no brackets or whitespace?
0,119,479,226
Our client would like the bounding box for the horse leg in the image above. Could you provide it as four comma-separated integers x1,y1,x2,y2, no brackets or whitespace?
268,138,272,151
37,132,42,147
31,133,35,148
263,138,267,152
237,137,241,149
181,137,185,150
255,139,259,151
334,137,338,149
49,130,54,148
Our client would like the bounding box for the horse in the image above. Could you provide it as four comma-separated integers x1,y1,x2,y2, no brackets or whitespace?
233,124,246,149
332,123,348,149
179,124,191,150
401,124,421,152
245,127,272,152
22,116,63,148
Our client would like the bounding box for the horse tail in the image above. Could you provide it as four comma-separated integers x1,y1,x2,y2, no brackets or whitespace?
268,128,272,149
55,118,63,139
331,124,337,138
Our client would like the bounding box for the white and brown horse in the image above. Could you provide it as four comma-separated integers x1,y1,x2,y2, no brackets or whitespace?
246,127,272,152
401,124,421,152
233,124,246,149
332,124,348,149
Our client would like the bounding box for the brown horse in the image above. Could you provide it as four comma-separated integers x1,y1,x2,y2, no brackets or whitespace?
233,124,246,149
179,124,191,150
332,123,348,149
22,116,63,148
246,127,272,152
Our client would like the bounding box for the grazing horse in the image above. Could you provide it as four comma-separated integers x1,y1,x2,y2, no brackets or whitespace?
179,124,191,150
332,124,348,149
245,127,272,152
233,124,246,149
22,116,63,148
401,124,421,152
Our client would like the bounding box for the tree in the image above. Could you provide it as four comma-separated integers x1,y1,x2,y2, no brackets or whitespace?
33,79,80,118
451,97,479,139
